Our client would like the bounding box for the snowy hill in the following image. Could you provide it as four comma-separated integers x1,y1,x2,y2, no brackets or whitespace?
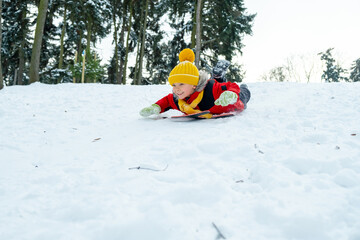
1,82,360,240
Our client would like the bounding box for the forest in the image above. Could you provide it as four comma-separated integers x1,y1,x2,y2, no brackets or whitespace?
1,0,359,91
0,0,256,89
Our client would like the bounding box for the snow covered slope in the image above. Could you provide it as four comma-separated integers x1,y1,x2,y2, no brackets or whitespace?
1,82,359,239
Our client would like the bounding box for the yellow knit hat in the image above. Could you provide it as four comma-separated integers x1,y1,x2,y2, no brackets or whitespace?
168,48,199,86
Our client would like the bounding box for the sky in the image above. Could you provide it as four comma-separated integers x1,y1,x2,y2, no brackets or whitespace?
240,0,360,82
97,0,360,83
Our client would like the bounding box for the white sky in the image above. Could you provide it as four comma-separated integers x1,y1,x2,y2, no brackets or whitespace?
240,0,360,82
97,0,360,83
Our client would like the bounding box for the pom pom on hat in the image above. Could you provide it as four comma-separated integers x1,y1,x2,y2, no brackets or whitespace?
168,48,199,86
179,48,195,63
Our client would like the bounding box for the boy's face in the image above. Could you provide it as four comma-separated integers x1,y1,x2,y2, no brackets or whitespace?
172,83,196,99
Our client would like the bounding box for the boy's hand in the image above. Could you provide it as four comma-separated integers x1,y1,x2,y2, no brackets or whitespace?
215,91,238,106
140,104,161,117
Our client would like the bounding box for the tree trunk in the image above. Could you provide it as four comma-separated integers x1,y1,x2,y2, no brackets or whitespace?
0,0,3,90
190,2,197,49
17,8,27,85
112,6,119,85
195,0,202,68
77,30,83,64
118,0,127,84
134,1,144,84
85,19,93,83
137,0,149,85
123,1,133,85
58,5,67,70
86,19,92,61
29,0,49,84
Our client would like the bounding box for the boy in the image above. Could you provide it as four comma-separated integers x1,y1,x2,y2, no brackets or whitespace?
140,48,250,118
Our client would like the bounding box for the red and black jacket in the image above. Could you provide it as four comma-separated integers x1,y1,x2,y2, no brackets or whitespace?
155,79,245,115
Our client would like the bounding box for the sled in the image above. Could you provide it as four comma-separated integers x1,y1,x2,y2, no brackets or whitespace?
170,111,234,121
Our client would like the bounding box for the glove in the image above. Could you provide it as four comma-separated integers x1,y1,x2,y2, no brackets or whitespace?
215,91,238,107
139,104,161,117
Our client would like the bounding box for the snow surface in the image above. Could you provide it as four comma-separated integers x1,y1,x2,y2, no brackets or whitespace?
1,82,360,240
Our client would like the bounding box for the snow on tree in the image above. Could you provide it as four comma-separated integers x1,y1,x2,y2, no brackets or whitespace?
349,58,360,82
318,48,348,82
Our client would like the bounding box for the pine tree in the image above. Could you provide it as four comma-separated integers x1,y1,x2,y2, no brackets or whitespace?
67,1,86,64
83,0,111,58
164,0,255,82
200,0,255,81
318,48,348,82
166,0,193,67
129,0,167,85
136,0,149,85
143,1,167,84
59,0,111,83
349,58,360,82
109,0,123,84
1,0,34,85
122,0,134,84
39,0,68,84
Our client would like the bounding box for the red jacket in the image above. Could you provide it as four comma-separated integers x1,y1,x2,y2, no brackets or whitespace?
155,79,245,114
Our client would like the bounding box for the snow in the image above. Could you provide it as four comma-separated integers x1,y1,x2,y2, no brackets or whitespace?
1,82,360,239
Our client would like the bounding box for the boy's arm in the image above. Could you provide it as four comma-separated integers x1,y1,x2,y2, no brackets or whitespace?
213,82,244,112
139,94,175,117
155,94,175,113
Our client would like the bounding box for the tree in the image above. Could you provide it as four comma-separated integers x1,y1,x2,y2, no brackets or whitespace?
318,48,348,82
123,0,134,84
0,0,3,90
142,1,167,84
39,0,70,84
201,0,255,61
198,0,255,82
83,0,111,59
1,0,34,85
70,51,106,83
195,0,202,68
166,0,193,68
58,1,67,70
136,0,149,85
109,0,123,84
29,0,49,83
128,0,167,85
349,58,360,82
266,66,287,82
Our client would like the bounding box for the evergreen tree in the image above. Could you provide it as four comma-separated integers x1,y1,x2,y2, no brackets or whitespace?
83,0,111,58
201,0,255,82
166,0,193,67
67,1,86,64
108,0,123,84
1,0,34,85
163,0,255,83
39,0,68,84
122,0,134,84
117,0,131,84
318,48,348,82
349,58,360,82
61,0,111,83
132,0,167,85
70,51,106,83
